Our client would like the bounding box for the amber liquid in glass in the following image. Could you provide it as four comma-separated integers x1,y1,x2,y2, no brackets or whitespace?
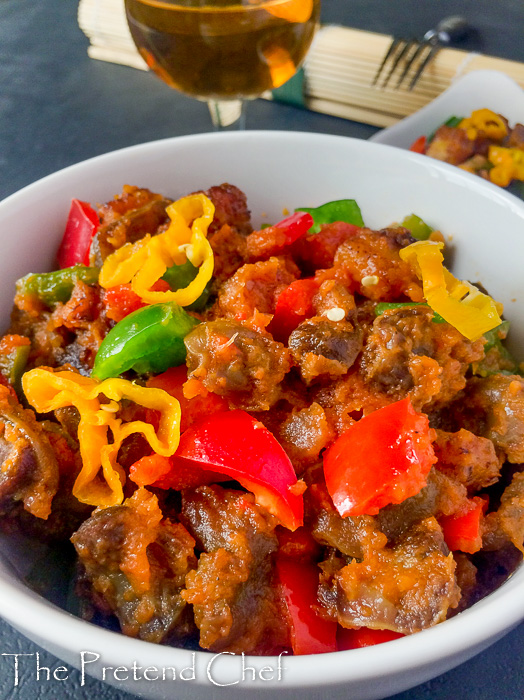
125,0,320,101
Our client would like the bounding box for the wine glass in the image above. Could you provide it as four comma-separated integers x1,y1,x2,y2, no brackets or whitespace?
124,0,321,130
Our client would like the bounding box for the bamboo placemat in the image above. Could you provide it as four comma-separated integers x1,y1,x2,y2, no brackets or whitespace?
78,0,524,127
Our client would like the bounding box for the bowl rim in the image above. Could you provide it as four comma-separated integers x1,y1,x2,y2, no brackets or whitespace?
0,130,523,691
2,129,524,212
1,540,523,687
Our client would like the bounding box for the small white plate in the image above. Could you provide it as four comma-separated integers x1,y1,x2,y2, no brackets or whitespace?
370,70,524,149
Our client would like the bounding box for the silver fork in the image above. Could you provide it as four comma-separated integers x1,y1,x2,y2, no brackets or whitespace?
372,16,470,91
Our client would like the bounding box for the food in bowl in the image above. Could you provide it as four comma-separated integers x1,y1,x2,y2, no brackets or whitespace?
409,108,524,188
0,181,523,658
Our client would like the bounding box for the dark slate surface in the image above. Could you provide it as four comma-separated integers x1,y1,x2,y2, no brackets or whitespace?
0,0,523,698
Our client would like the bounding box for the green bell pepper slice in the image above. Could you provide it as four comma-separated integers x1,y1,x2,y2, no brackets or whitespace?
295,199,364,234
16,265,99,307
92,302,200,381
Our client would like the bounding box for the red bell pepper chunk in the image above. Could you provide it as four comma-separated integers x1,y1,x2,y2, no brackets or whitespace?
57,199,99,268
276,558,337,655
129,453,225,490
276,525,321,563
246,212,313,259
409,135,427,154
269,277,319,342
174,410,304,530
337,627,405,650
439,496,487,554
147,365,228,433
274,211,314,244
323,397,436,517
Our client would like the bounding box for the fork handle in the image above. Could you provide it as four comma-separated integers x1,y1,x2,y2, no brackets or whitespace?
424,16,470,44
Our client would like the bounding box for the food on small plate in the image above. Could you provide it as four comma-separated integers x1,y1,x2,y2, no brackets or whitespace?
409,109,524,188
1,182,523,657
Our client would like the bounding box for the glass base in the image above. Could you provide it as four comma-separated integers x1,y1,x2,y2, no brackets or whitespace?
207,99,245,130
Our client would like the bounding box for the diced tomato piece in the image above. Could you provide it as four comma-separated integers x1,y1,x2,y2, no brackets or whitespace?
276,558,337,655
337,627,405,650
268,277,319,342
104,284,146,322
323,397,436,517
0,334,30,353
0,374,17,399
129,453,225,490
104,280,171,322
129,454,172,486
57,199,99,268
292,221,360,270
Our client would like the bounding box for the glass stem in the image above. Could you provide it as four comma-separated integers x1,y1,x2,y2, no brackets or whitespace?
207,99,246,130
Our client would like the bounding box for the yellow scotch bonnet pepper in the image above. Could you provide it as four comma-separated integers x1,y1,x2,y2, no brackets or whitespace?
22,368,181,508
458,109,508,141
99,192,215,307
399,240,503,341
488,145,524,188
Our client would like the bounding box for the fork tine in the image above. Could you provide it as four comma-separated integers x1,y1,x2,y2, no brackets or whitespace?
394,40,427,88
407,43,441,90
380,39,415,89
373,16,469,91
372,37,402,86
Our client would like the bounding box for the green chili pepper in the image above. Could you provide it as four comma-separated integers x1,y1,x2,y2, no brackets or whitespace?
483,320,511,354
92,302,200,381
16,265,99,307
0,344,30,394
375,302,446,324
473,320,523,377
443,116,463,128
400,214,434,241
295,199,364,234
162,259,211,311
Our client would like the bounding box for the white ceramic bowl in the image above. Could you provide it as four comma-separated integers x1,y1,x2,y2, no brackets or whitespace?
0,132,524,700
